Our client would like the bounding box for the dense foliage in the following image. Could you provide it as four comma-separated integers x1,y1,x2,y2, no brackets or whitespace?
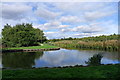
79,34,118,42
0,38,1,44
2,23,47,47
0,38,1,49
85,53,103,66
49,34,118,42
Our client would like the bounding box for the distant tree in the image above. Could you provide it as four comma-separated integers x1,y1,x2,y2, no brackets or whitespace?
2,23,47,47
0,38,1,43
48,34,118,42
67,37,73,40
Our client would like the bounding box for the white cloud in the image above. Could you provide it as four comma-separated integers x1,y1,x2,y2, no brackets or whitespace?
61,29,68,32
33,21,69,30
74,33,93,37
58,25,69,28
44,32,58,35
74,33,110,37
59,15,85,23
1,3,36,31
53,2,117,21
100,20,118,34
1,0,119,2
35,7,62,20
44,21,60,29
84,10,116,21
2,3,32,20
53,2,107,14
44,21,61,27
44,31,64,39
72,24,103,33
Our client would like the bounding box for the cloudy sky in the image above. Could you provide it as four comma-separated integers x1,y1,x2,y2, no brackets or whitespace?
1,1,118,39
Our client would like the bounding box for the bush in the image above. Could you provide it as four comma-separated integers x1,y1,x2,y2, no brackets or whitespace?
85,53,103,66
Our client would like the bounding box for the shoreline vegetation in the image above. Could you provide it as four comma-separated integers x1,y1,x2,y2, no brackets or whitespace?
2,44,60,52
1,25,119,52
3,64,120,78
53,40,118,51
51,34,119,52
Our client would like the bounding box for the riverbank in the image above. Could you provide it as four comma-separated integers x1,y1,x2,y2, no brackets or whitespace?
2,64,120,79
2,44,60,52
53,40,118,51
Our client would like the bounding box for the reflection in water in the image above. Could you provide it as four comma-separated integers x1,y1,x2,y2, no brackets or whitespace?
0,52,1,80
34,49,120,68
2,48,120,69
2,51,43,68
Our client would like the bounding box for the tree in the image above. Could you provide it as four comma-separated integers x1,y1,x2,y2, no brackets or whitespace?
2,23,47,47
85,53,103,66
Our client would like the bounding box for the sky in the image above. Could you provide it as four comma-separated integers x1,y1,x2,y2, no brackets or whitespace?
0,1,118,39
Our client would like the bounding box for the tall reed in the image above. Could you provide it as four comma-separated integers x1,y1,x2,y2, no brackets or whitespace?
53,40,118,51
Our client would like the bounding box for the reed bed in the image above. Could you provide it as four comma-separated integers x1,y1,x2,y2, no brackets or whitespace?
53,40,118,51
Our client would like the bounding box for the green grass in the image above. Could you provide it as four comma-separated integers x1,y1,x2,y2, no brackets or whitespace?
3,44,59,50
2,64,120,79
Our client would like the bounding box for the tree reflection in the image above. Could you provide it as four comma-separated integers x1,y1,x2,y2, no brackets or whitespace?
118,50,120,61
2,51,43,68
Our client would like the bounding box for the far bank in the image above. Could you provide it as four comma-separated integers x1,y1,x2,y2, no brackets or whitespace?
2,44,60,52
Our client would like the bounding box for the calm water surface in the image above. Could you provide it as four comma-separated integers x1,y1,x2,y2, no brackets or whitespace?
1,48,120,69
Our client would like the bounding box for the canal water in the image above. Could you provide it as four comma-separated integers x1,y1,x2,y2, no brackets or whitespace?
1,48,120,69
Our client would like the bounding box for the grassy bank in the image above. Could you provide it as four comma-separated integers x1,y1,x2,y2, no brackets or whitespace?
53,40,118,51
3,44,59,50
2,64,120,79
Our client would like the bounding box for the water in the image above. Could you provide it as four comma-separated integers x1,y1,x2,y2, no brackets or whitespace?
1,48,120,69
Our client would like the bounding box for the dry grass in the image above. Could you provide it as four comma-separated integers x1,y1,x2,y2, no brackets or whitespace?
53,40,118,51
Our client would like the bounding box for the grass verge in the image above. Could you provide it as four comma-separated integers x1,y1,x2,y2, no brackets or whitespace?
2,64,120,79
3,44,59,50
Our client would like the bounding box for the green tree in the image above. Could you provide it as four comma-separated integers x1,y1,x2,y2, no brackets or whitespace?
2,23,47,47
85,53,103,66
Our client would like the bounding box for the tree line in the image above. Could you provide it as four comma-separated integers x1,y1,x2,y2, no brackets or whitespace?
51,34,119,51
2,23,47,47
48,34,118,42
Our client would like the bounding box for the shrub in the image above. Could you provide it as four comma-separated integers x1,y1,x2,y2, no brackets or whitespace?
85,53,103,66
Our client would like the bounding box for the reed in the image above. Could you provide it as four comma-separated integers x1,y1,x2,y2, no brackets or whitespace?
53,40,118,51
